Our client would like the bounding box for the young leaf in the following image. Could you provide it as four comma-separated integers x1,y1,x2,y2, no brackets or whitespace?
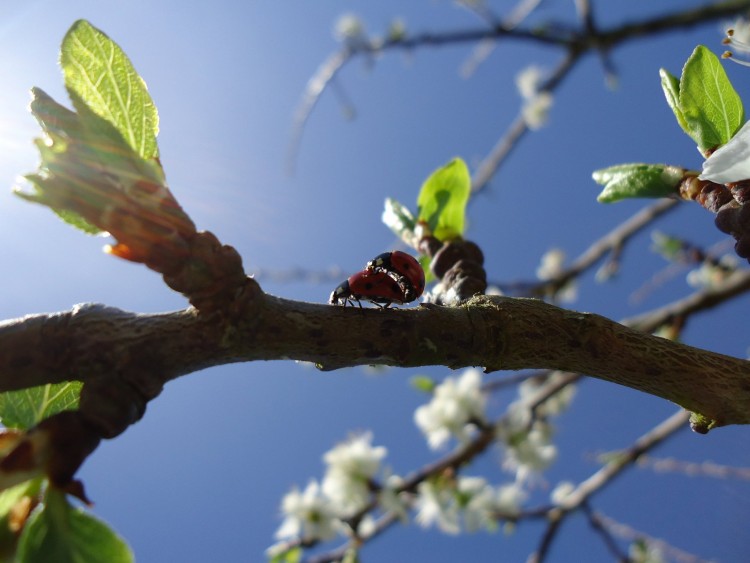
17,87,193,261
410,375,436,394
0,382,82,430
0,480,42,560
269,546,302,563
592,163,686,203
60,19,159,159
17,488,134,563
417,158,470,241
659,68,689,136
679,45,744,152
382,198,418,247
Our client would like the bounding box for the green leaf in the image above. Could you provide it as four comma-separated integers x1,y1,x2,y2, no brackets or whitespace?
592,163,686,203
17,87,170,239
60,19,159,159
659,68,689,136
342,547,360,563
269,546,302,563
0,382,82,430
16,488,133,563
679,45,744,152
650,231,685,261
52,209,103,235
0,480,42,560
410,375,436,394
417,158,470,241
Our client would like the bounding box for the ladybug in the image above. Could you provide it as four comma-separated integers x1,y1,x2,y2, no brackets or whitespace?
329,269,409,308
365,251,425,303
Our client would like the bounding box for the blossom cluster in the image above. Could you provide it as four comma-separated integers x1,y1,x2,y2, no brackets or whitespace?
515,65,554,130
270,368,577,556
414,475,526,535
414,368,486,449
536,248,578,303
495,371,576,484
271,432,390,549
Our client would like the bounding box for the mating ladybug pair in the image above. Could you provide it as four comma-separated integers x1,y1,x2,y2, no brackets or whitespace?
329,251,426,308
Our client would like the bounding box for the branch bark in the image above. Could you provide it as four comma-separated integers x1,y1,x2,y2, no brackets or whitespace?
2,289,749,431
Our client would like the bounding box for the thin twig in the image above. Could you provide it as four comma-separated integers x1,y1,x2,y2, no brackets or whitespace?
287,48,353,174
289,1,750,179
592,510,718,563
634,456,750,480
582,502,631,562
494,198,680,296
622,267,750,331
528,409,690,562
470,48,581,193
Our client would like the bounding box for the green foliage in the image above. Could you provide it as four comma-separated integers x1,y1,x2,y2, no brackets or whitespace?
0,382,82,430
650,231,685,261
592,164,686,203
410,375,437,394
18,87,165,235
417,158,470,241
659,69,689,136
660,45,744,153
0,481,42,560
269,546,302,563
61,19,159,160
596,46,744,203
17,19,167,236
16,488,133,563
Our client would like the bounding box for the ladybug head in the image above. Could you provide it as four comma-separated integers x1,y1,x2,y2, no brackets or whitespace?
329,279,352,305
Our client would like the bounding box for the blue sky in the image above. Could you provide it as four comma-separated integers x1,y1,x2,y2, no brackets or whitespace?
1,1,750,561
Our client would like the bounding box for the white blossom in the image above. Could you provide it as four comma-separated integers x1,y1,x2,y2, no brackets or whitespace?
356,514,377,538
334,13,366,43
493,482,526,516
686,255,737,289
518,372,576,417
414,480,460,534
501,423,557,483
457,477,496,532
414,369,486,450
535,249,577,302
323,432,386,480
377,475,410,523
515,66,554,129
550,481,576,505
521,92,553,130
387,18,407,42
630,541,667,563
721,18,750,67
516,65,546,99
322,433,387,515
700,119,750,184
536,248,565,280
496,371,568,482
414,477,526,535
274,480,340,541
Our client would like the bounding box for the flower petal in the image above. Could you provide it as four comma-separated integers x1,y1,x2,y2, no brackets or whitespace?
700,119,750,183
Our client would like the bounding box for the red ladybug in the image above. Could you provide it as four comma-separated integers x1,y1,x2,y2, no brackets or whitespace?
366,251,425,302
329,269,409,308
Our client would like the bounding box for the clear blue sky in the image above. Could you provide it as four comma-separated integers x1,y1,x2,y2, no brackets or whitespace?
1,1,749,561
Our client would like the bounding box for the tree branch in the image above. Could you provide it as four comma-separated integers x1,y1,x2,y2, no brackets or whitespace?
529,409,690,562
3,290,749,429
